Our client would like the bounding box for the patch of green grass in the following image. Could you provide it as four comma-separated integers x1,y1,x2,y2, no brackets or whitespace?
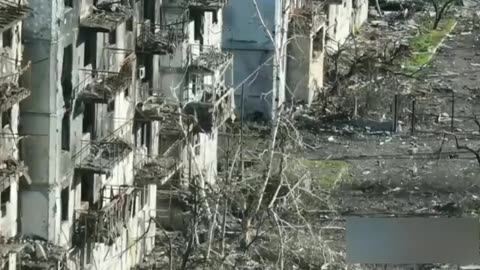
402,18,456,70
300,159,351,189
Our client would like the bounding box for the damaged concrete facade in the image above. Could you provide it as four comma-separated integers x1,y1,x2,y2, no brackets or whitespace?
325,0,369,49
0,1,30,269
223,0,289,120
18,1,155,269
223,0,369,119
286,0,327,106
134,0,234,199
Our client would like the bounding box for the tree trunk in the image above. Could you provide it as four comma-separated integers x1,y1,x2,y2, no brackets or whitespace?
375,0,383,16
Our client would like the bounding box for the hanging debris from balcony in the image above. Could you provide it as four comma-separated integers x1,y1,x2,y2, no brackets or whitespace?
137,21,185,55
0,83,29,112
80,1,133,32
189,47,233,74
0,62,32,112
76,138,133,174
78,72,131,103
73,187,136,246
184,101,214,133
189,0,227,11
0,0,31,32
135,156,183,185
136,96,195,132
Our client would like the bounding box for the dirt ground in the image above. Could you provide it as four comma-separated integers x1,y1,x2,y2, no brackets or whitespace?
297,6,480,270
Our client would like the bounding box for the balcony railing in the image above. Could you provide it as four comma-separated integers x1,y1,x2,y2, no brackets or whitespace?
290,0,326,33
134,154,183,186
0,63,31,112
73,122,133,175
0,0,31,32
73,186,137,246
76,69,132,103
136,10,188,55
163,0,227,11
187,44,233,75
183,85,235,133
188,0,227,11
80,1,133,32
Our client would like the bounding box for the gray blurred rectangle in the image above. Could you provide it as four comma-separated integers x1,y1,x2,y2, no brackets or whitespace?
346,217,479,264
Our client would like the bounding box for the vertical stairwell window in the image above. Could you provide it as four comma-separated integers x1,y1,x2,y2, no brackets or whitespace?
83,31,97,68
62,45,73,109
1,186,11,218
61,187,69,221
2,28,12,48
109,30,117,45
1,109,11,128
62,112,70,151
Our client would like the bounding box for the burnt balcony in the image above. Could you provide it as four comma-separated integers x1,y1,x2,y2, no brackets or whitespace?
134,154,183,186
188,0,227,11
136,12,188,55
74,138,132,175
187,44,233,75
0,159,29,192
80,1,133,32
163,0,227,12
73,123,133,175
135,95,187,132
73,186,137,246
290,0,326,33
76,69,132,103
183,85,235,133
0,0,30,32
0,64,31,112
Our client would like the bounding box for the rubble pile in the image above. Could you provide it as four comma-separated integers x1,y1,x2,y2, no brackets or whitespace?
1,235,66,269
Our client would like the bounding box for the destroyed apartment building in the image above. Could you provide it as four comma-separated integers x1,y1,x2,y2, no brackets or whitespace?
0,0,34,269
222,0,368,120
0,0,236,269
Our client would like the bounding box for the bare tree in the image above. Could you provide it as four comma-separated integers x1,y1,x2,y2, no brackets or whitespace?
428,0,456,30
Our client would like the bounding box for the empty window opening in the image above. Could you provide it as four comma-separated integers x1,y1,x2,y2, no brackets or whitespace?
83,32,97,67
108,30,116,45
312,27,324,58
62,45,73,109
64,0,73,7
83,102,95,135
1,109,11,128
61,187,69,221
212,11,218,24
194,135,200,156
191,10,204,44
62,112,70,151
126,18,133,32
146,122,152,154
107,100,115,112
81,173,94,207
2,28,12,48
1,186,11,218
143,0,155,23
133,120,141,147
140,123,146,146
